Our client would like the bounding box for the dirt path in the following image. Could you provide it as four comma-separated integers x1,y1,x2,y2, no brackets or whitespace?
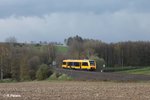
0,81,150,100
55,68,150,81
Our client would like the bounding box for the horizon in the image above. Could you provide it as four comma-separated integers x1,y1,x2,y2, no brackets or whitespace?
1,35,150,45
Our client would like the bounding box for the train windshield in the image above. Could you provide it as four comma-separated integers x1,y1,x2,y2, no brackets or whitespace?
63,62,66,65
90,61,95,66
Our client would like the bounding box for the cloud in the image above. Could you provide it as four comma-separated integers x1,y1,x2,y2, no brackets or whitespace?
0,0,150,43
0,0,150,18
0,10,150,43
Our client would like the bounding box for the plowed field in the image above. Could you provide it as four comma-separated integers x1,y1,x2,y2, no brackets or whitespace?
0,81,150,100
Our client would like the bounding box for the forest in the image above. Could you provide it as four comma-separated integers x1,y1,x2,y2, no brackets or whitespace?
0,35,150,81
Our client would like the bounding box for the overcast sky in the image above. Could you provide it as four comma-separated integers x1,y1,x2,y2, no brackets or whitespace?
0,0,150,43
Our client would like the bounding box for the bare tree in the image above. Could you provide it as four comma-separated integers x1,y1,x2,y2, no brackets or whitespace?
0,45,9,80
5,36,17,44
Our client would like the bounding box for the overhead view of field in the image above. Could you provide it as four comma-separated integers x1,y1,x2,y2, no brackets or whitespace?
0,81,150,100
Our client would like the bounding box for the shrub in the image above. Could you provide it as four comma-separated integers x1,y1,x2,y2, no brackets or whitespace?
90,56,105,71
36,64,49,80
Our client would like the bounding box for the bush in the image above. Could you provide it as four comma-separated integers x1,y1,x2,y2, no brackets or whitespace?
90,56,105,71
36,64,49,80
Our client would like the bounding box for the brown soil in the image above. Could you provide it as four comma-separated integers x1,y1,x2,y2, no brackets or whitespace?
0,81,150,100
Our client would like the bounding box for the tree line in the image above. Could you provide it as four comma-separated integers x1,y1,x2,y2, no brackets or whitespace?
0,37,56,81
0,36,150,81
65,35,150,67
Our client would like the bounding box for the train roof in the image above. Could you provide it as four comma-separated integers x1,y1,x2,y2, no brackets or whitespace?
63,59,95,62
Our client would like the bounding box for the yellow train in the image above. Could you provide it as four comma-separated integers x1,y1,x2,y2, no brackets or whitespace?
62,59,96,71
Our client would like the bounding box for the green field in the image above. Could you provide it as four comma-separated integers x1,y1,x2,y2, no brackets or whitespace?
103,66,150,75
55,45,68,53
120,67,150,75
29,44,68,53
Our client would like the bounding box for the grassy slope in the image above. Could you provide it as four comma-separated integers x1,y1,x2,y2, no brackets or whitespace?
121,67,150,75
55,45,68,53
30,44,68,53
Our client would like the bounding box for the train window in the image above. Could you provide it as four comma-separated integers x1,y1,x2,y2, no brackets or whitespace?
74,62,80,66
68,62,73,66
82,62,88,66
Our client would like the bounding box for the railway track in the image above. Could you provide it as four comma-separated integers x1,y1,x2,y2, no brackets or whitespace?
54,68,150,81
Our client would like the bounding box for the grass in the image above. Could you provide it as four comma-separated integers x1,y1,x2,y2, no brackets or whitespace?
30,44,68,54
47,72,73,81
103,66,137,72
0,79,17,83
58,74,72,80
120,67,150,75
55,45,68,53
103,66,150,75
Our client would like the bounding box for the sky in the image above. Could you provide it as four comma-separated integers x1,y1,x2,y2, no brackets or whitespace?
0,0,150,43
